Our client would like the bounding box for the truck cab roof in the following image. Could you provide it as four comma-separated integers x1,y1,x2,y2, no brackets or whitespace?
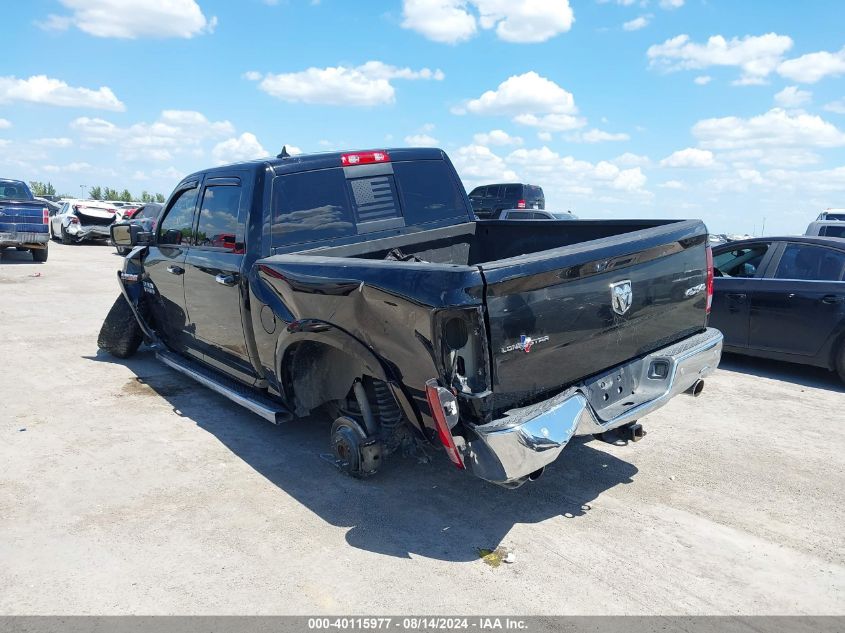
183,147,449,182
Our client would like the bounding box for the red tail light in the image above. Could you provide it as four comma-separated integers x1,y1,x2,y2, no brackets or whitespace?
425,380,464,469
516,199,526,209
341,150,390,166
69,216,79,224
705,246,714,314
42,208,49,224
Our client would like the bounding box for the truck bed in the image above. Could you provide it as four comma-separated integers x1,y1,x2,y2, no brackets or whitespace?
291,218,710,413
300,219,683,266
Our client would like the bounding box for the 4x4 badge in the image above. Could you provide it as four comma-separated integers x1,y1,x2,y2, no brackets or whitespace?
610,279,633,316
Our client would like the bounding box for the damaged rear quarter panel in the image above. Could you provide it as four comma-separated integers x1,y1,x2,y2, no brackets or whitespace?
248,254,484,437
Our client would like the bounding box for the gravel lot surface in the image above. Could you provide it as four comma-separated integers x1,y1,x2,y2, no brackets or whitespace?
1,242,843,615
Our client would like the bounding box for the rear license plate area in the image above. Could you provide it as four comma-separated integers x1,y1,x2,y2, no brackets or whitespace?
582,364,638,411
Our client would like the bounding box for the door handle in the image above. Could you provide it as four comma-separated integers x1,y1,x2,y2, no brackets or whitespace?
822,294,843,304
166,265,184,275
215,273,237,286
726,293,746,301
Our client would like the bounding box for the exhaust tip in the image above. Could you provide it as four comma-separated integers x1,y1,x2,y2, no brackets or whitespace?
690,379,705,397
528,467,545,482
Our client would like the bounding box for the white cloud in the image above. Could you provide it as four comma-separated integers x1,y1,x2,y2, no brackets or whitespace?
250,61,443,106
763,165,845,193
647,33,793,85
473,129,523,146
401,0,574,45
404,133,440,146
71,110,234,161
623,15,650,32
572,128,630,143
660,147,716,168
40,0,217,39
33,137,73,147
506,146,649,194
514,112,585,131
659,0,684,8
476,0,575,43
777,47,845,84
694,75,712,85
243,70,262,81
612,167,647,191
774,85,811,108
212,133,270,165
457,72,602,133
0,75,124,111
43,161,94,174
537,131,552,142
451,144,518,185
692,108,845,149
461,71,576,116
401,0,477,44
659,180,685,189
720,148,821,168
0,118,10,129
824,99,845,115
613,152,651,167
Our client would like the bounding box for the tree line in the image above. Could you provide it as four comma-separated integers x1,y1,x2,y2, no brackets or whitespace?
29,181,166,203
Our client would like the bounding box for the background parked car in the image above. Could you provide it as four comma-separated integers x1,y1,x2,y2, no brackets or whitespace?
35,197,62,216
709,236,845,382
113,202,162,255
805,221,845,238
468,183,544,218
50,200,119,244
482,208,577,220
816,209,845,221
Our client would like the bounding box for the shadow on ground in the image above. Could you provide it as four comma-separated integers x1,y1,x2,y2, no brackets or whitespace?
86,348,639,562
0,240,113,265
0,248,45,264
718,352,843,393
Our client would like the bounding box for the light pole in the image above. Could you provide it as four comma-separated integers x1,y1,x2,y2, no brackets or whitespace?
79,184,86,199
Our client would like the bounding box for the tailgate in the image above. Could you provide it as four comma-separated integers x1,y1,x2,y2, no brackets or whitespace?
480,221,709,413
0,201,49,234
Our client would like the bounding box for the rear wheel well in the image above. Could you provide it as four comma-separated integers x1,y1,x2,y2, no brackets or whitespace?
281,341,367,417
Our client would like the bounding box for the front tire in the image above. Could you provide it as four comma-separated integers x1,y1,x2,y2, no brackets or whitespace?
60,226,73,245
31,246,48,263
97,295,144,359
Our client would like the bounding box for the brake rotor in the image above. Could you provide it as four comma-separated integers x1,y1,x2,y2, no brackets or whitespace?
330,416,382,478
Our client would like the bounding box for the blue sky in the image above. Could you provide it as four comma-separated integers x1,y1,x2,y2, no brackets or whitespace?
3,0,845,234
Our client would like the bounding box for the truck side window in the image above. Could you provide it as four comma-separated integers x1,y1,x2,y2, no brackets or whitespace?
158,187,199,245
195,185,242,251
272,168,355,247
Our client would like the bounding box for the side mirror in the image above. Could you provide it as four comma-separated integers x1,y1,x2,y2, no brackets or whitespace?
111,223,153,248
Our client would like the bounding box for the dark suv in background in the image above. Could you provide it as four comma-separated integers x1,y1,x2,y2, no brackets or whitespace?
468,183,544,218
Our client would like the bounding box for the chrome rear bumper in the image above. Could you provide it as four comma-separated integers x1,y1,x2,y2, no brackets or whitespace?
0,231,49,247
464,328,723,486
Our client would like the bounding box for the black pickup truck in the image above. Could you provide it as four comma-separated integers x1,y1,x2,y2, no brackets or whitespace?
101,147,723,487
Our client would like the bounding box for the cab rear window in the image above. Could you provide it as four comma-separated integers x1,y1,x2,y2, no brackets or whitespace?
272,161,468,247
